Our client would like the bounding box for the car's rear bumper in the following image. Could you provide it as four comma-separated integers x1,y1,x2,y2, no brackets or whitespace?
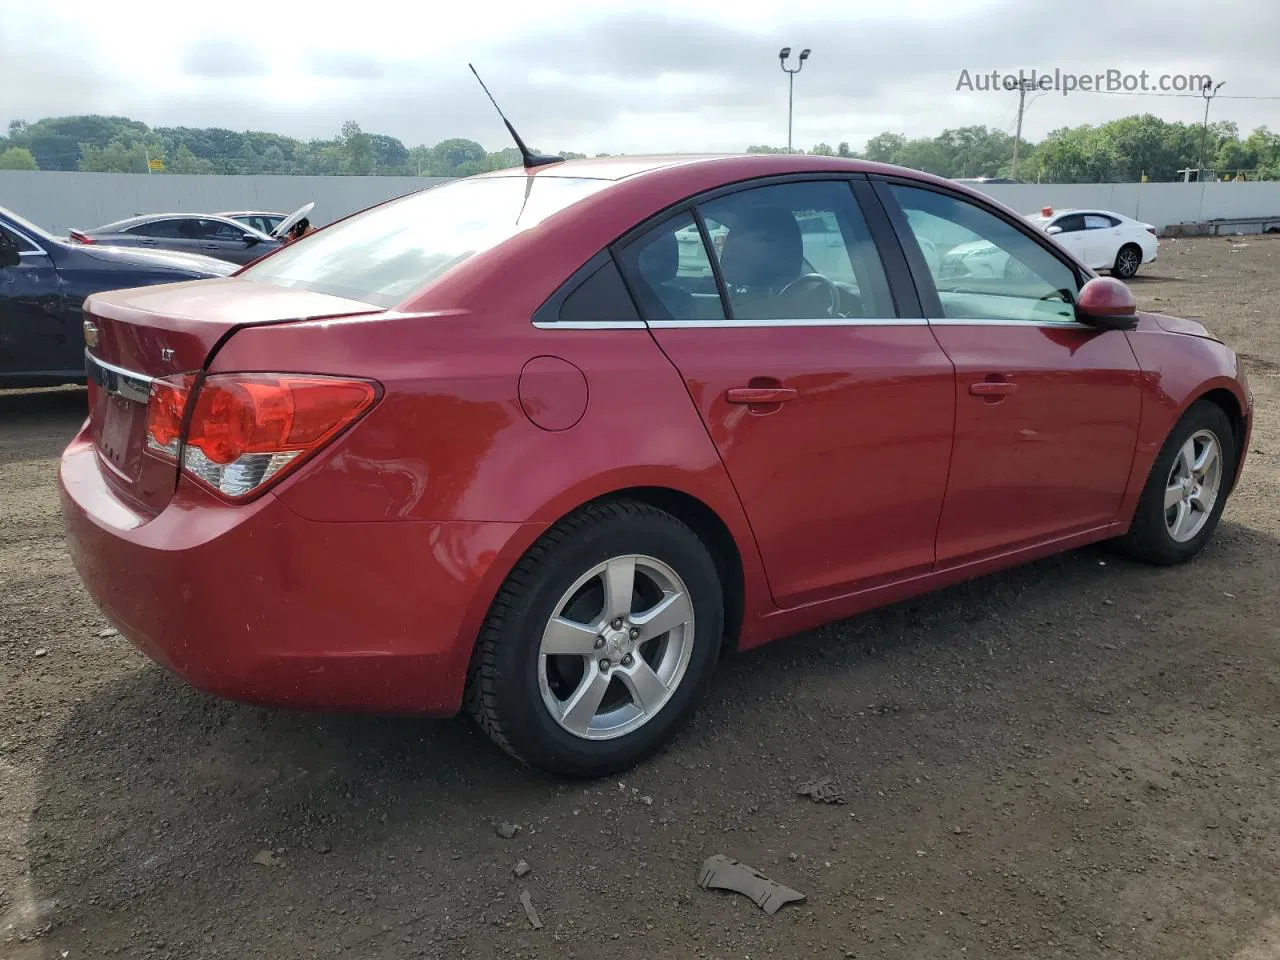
59,430,536,715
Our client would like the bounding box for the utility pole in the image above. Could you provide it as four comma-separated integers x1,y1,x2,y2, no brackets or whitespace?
1010,78,1035,179
778,47,811,153
1198,80,1226,177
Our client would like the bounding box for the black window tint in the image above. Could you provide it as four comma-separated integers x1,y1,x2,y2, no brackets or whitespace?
558,258,641,324
0,224,36,252
209,221,246,240
1054,214,1087,233
615,211,726,322
890,183,1079,324
135,219,183,238
700,180,896,320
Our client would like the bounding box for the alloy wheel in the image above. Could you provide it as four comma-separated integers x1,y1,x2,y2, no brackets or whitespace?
537,554,695,740
1164,428,1223,543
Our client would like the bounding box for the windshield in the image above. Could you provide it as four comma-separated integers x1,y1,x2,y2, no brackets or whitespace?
239,175,613,307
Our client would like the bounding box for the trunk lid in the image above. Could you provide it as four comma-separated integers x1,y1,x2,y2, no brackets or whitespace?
83,276,383,514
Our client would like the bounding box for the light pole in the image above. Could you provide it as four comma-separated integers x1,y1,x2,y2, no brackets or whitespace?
778,47,810,153
1198,80,1226,178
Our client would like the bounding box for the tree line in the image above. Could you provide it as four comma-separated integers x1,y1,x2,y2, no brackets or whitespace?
2,113,1278,182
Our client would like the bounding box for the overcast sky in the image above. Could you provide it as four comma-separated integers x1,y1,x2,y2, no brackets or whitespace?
3,0,1276,154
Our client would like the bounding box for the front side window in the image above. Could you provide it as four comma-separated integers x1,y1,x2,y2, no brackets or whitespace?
1083,214,1118,229
0,224,37,252
240,175,612,307
890,184,1079,324
131,219,184,239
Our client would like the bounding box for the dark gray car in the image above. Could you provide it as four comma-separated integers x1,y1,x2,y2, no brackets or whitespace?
69,213,282,265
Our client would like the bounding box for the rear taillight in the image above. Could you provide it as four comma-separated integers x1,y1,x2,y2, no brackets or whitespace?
1146,227,1157,235
145,373,378,500
68,229,96,244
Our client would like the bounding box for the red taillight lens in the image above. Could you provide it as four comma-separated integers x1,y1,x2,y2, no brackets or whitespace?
181,374,377,500
1146,227,1157,235
68,229,96,244
145,374,196,459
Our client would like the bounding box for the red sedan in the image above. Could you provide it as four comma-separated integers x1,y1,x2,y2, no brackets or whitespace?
60,154,1252,777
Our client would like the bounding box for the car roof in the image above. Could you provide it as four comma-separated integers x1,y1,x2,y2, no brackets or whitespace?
468,152,974,191
218,210,285,217
95,212,272,234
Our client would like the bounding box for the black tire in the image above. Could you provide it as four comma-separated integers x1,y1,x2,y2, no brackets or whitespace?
1115,400,1236,565
1113,243,1142,279
464,499,724,778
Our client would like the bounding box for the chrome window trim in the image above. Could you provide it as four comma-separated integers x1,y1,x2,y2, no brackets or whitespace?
534,316,1092,331
647,317,927,329
532,320,648,330
86,351,153,404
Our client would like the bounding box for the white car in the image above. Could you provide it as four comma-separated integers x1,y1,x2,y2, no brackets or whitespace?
1028,207,1159,279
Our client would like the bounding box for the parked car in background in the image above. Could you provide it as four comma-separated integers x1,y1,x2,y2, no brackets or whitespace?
68,213,282,265
1027,207,1159,278
0,205,235,388
218,210,287,236
60,155,1250,778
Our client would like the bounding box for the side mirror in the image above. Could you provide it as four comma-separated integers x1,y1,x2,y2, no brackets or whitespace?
0,236,19,268
1046,225,1063,235
1075,276,1138,330
242,232,260,246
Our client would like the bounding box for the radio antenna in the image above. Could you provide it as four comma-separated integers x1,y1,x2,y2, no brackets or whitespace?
468,64,564,169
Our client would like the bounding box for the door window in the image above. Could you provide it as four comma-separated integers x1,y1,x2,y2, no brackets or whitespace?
1052,214,1087,233
615,211,726,321
1083,213,1118,229
699,180,894,320
0,224,37,253
889,184,1080,324
131,219,184,238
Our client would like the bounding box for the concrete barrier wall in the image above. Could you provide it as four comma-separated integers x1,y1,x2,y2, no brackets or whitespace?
5,169,1280,236
951,181,1280,233
0,171,452,234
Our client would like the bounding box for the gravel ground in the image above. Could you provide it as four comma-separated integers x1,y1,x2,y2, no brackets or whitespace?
2,235,1279,960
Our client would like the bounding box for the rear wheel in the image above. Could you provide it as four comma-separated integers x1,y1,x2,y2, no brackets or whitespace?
465,499,723,778
1116,400,1236,565
1113,243,1143,279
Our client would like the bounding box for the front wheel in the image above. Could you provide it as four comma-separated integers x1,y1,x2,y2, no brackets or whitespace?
1116,400,1236,565
465,499,724,777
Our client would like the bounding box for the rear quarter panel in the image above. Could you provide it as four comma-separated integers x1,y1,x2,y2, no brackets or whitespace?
1120,314,1251,519
208,312,775,646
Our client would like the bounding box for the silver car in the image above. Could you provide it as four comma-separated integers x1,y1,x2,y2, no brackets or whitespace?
69,213,282,265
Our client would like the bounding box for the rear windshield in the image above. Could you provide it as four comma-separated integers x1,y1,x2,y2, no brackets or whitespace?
239,175,612,307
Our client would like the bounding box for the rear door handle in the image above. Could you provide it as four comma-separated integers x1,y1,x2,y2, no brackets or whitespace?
726,387,798,404
969,380,1017,396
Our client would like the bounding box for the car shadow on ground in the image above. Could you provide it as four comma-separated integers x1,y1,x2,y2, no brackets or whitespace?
17,516,1274,956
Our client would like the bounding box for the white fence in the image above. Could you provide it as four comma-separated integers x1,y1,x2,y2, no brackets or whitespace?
0,171,452,234
4,169,1280,236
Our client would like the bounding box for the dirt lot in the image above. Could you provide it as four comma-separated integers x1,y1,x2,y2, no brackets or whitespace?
2,235,1279,960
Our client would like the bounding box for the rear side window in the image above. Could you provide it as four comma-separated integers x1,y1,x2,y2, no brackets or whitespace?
557,259,641,324
240,176,613,307
0,224,37,252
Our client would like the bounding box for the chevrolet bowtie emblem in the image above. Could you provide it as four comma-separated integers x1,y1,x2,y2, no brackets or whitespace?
83,321,99,349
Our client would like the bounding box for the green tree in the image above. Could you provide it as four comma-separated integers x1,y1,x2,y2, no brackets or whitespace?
0,147,38,170
338,120,375,175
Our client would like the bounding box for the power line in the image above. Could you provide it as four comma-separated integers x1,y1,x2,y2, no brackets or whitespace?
1079,89,1280,100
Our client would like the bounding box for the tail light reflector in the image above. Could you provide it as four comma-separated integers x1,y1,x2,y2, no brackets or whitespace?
145,373,378,500
1146,227,1157,235
68,229,96,244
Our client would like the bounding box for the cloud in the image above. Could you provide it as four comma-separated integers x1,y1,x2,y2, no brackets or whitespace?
181,37,270,79
1,0,1277,155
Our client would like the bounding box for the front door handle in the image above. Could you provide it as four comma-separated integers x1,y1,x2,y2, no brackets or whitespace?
726,386,798,404
969,380,1017,396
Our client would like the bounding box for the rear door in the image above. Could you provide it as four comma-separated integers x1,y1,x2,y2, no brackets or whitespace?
877,179,1142,565
615,177,956,608
1082,213,1122,268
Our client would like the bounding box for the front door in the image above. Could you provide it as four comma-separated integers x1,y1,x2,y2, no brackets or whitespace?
0,225,70,378
615,178,956,608
882,181,1142,565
